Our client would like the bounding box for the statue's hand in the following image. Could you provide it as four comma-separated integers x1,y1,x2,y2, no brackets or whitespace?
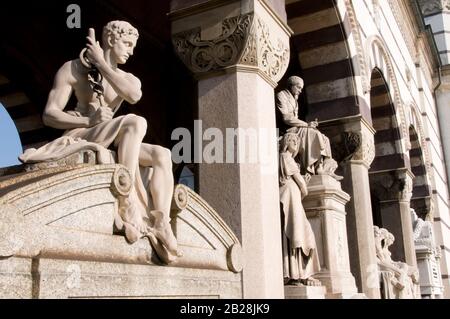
89,106,113,126
309,120,318,128
85,28,105,68
304,173,312,185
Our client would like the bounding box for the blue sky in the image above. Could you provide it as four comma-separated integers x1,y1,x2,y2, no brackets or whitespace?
0,103,22,168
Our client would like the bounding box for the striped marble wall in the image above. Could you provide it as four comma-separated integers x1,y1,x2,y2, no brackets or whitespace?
286,0,367,122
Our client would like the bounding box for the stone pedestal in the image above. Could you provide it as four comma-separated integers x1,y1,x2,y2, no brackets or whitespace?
284,285,326,299
319,116,380,299
170,0,292,298
416,246,444,299
0,164,244,298
0,257,242,299
302,175,358,298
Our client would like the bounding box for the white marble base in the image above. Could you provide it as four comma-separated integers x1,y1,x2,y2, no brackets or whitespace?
303,175,358,297
284,285,326,299
0,257,242,299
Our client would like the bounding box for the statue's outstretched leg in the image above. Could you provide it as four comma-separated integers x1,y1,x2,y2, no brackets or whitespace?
139,144,178,254
300,277,322,287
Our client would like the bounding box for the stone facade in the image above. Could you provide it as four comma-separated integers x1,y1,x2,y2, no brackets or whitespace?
1,0,450,299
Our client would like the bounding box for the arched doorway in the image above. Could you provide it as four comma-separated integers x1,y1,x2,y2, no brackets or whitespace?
368,68,415,264
284,0,379,297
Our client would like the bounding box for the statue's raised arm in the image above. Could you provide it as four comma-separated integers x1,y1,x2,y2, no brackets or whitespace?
21,20,180,264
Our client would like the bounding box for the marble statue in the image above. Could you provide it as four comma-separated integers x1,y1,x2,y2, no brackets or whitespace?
412,209,436,250
374,226,420,298
279,132,321,286
411,208,444,298
19,21,179,262
276,76,341,180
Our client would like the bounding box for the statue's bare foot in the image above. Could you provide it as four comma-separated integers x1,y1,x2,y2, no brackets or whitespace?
329,172,344,181
123,222,141,244
149,210,178,255
118,197,147,243
301,277,322,286
286,279,304,286
316,166,325,175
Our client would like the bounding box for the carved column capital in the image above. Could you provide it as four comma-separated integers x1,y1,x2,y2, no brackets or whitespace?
370,170,414,203
417,0,449,15
348,130,375,168
398,173,413,202
332,128,375,169
171,1,291,87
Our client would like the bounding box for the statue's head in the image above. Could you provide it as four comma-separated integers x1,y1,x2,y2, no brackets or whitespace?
102,21,139,64
281,132,300,158
379,228,389,246
287,76,304,98
386,232,395,246
373,225,380,237
410,208,419,223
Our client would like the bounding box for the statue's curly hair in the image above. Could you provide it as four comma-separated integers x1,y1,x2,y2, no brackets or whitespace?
102,20,139,44
287,76,304,88
281,132,300,158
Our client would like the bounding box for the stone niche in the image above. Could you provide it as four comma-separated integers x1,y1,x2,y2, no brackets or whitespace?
0,154,243,299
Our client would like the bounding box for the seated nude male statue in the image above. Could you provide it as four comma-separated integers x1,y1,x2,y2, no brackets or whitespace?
40,21,178,260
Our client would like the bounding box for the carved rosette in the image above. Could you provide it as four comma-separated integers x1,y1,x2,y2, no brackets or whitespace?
110,166,132,197
172,13,289,84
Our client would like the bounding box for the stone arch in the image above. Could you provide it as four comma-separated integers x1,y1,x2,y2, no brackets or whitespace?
285,0,370,122
0,72,47,152
0,77,22,168
409,104,432,174
0,45,59,152
365,35,409,154
368,66,412,263
408,105,433,220
409,124,432,220
369,67,405,170
341,0,371,96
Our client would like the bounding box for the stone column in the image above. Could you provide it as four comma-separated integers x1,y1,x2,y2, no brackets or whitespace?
170,0,291,298
320,117,380,299
303,175,358,298
370,169,417,267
